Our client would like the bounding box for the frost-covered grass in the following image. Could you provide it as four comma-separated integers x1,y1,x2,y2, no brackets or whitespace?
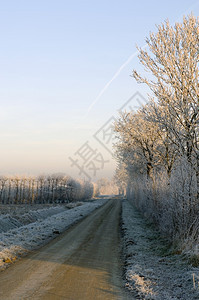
122,198,199,300
0,198,109,271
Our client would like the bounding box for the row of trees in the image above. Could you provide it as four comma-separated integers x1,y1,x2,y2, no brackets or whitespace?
114,15,199,251
95,178,119,195
0,174,94,204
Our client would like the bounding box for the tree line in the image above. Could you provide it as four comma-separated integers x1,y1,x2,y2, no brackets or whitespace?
0,174,94,204
114,15,199,252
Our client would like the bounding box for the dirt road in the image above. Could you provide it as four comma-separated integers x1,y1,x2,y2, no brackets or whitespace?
0,197,131,300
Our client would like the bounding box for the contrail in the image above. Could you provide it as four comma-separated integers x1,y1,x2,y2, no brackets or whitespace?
83,45,147,118
84,0,199,118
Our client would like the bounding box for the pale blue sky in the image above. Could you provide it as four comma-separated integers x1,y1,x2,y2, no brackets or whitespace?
1,0,199,179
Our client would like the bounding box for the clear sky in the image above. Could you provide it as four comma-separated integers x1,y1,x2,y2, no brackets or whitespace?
1,0,199,180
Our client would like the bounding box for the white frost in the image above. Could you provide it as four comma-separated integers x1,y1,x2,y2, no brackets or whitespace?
122,198,199,300
0,198,108,270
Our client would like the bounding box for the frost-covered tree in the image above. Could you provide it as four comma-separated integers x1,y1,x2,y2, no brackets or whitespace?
115,110,161,180
142,101,178,177
114,163,128,194
0,174,94,204
96,178,118,195
114,15,199,252
133,15,199,190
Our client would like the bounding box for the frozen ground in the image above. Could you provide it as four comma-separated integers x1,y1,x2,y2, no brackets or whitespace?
122,198,199,300
0,198,109,271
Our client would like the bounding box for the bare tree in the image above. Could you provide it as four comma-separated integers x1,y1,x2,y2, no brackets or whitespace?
133,15,199,191
114,15,199,252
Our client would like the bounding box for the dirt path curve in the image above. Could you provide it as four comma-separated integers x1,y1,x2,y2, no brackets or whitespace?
0,197,131,300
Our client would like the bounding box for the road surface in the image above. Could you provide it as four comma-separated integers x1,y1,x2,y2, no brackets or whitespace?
0,197,131,300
